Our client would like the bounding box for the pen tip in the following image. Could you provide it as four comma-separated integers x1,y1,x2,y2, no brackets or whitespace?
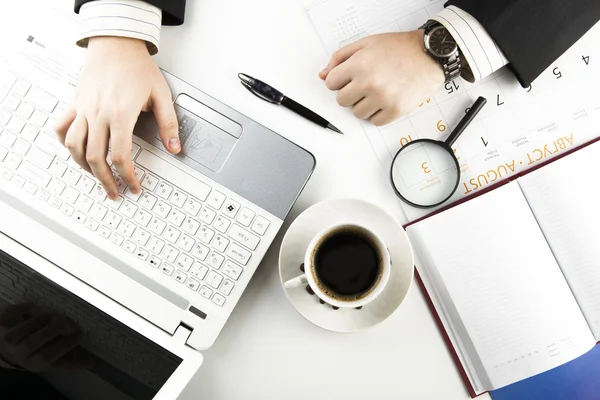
327,123,343,135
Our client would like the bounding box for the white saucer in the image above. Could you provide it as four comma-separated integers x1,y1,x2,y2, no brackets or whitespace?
278,199,414,332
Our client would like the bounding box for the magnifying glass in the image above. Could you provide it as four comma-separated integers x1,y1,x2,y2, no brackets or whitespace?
390,96,487,209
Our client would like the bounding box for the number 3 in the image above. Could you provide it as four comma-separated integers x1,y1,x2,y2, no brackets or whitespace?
422,162,432,174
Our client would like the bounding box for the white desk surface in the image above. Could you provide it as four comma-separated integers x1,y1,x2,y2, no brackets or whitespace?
9,0,489,399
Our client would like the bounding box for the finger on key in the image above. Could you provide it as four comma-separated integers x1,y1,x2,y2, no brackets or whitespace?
87,117,118,199
151,77,181,154
54,106,77,145
110,117,140,194
64,114,92,173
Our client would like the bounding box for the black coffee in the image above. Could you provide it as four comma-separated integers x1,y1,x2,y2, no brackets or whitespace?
313,229,382,300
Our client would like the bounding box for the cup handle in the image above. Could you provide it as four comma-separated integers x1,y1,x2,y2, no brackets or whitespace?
284,274,308,290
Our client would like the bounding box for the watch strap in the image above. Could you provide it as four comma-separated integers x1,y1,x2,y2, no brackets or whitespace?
443,53,462,83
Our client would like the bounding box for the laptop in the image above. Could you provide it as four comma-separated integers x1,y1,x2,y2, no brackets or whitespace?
0,6,315,399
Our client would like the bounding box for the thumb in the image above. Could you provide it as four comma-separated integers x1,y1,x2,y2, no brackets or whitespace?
319,38,369,80
152,79,181,154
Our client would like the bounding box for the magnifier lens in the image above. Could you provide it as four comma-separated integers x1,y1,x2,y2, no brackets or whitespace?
391,140,460,208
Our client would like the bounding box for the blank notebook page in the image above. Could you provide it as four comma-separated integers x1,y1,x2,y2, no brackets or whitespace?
407,182,595,391
518,142,600,340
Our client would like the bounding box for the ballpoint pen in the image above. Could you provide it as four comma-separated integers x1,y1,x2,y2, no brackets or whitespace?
238,73,343,135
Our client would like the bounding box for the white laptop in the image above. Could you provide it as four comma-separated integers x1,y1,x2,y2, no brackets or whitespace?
0,5,315,399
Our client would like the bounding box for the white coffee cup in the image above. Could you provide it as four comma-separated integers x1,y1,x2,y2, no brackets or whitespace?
284,223,391,309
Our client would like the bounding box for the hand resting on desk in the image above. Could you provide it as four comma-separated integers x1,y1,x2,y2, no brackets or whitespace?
320,31,444,127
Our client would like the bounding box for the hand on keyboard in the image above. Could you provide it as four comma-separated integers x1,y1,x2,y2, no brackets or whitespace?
0,303,93,372
54,37,181,200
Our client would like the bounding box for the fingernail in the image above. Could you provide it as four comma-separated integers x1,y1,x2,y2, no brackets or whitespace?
320,67,329,75
169,138,181,152
131,186,141,195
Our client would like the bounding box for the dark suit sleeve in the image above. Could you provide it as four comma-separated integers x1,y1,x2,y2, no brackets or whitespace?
446,0,600,87
74,0,186,25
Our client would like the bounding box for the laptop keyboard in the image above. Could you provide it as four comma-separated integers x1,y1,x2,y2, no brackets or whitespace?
0,249,180,390
0,69,273,309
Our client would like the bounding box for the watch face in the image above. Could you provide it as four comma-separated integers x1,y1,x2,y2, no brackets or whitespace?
426,25,458,58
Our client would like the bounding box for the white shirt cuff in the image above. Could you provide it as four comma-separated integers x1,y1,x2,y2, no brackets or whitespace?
77,0,162,55
433,6,509,82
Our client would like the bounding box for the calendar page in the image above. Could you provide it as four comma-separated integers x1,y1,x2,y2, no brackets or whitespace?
308,0,600,221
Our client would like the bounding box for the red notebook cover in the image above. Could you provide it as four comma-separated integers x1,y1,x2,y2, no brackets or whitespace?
401,137,600,398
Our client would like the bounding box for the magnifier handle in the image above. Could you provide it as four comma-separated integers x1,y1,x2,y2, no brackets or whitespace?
446,96,487,147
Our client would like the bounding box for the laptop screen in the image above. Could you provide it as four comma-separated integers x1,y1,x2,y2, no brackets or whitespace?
0,249,182,400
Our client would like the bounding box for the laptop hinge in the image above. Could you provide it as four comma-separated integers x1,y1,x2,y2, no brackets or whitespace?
174,323,193,346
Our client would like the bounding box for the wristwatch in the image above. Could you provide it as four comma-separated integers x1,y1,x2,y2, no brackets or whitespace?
421,20,462,83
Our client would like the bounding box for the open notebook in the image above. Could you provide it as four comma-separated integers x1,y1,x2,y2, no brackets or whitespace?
406,141,600,397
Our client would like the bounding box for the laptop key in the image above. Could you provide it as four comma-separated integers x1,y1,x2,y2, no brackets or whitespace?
186,278,200,291
213,235,229,253
25,86,58,113
174,270,187,283
183,197,202,217
251,216,270,236
17,102,34,119
190,264,208,281
206,271,223,289
132,228,150,246
160,264,174,276
156,181,173,200
213,215,230,233
135,248,149,261
222,200,240,218
175,254,194,272
85,218,100,232
141,173,159,191
12,79,31,97
148,255,162,268
0,110,12,126
206,252,224,270
225,243,251,266
207,191,226,210
199,286,213,299
28,146,54,169
220,280,235,296
199,207,216,224
222,261,243,281
177,234,195,253
22,125,39,142
162,245,179,263
149,217,167,235
13,139,30,156
212,293,226,307
0,130,17,148
191,243,209,261
148,237,165,254
123,241,136,253
228,224,260,250
11,174,26,188
171,190,187,208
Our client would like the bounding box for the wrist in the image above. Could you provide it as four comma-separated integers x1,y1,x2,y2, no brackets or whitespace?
412,29,445,85
88,36,147,49
88,36,149,54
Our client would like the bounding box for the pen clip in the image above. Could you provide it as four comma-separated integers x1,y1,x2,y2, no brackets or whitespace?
238,73,284,105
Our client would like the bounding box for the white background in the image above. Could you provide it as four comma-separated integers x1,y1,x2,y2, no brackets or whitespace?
3,0,488,399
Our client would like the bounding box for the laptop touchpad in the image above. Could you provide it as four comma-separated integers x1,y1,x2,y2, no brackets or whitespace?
154,94,242,172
